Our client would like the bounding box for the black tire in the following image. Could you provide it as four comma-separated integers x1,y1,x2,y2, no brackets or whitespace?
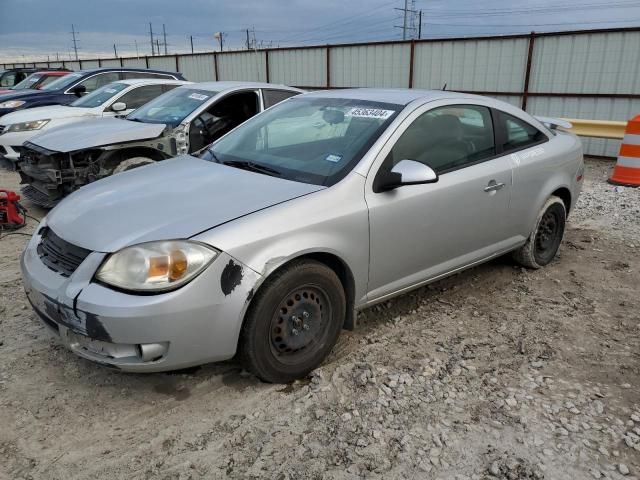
238,260,346,383
512,196,566,269
112,157,155,174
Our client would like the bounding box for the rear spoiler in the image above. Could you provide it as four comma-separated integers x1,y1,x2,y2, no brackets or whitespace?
535,116,572,131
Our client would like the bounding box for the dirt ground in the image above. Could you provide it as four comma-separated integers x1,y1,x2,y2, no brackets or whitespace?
0,159,638,480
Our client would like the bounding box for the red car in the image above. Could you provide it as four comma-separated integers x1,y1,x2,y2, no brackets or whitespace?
0,70,71,94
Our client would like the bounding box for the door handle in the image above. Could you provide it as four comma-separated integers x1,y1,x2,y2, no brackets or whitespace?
484,181,505,192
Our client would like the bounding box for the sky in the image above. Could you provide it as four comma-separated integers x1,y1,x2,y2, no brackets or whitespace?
0,0,639,63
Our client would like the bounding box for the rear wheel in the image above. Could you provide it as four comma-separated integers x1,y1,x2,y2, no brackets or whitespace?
239,260,345,383
113,157,155,174
513,196,566,269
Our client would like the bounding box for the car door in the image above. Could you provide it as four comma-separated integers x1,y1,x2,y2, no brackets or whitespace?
188,90,260,152
365,101,515,301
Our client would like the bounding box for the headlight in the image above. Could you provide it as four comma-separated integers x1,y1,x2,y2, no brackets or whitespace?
0,100,26,109
96,240,218,292
173,124,189,155
7,119,50,132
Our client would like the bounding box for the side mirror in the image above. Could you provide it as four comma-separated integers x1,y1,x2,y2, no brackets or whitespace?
111,102,127,112
374,159,438,193
70,84,86,97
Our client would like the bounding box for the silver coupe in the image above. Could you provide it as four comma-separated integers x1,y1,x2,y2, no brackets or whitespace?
21,89,584,382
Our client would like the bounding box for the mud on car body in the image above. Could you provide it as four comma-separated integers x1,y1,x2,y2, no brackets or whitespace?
17,81,302,207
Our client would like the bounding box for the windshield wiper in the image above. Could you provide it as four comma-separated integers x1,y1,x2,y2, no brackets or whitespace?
222,160,282,177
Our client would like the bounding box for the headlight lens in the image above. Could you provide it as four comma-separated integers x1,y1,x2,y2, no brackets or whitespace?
96,240,218,292
173,124,189,155
7,119,50,132
0,100,26,109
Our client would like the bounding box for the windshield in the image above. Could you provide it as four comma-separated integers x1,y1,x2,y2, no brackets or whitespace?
41,72,83,91
12,73,43,90
70,82,128,108
201,97,400,186
127,87,218,126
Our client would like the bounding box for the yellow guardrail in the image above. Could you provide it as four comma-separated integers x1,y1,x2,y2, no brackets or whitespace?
559,118,627,140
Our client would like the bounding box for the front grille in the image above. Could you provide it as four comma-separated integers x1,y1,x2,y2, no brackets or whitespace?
21,184,59,209
37,227,91,277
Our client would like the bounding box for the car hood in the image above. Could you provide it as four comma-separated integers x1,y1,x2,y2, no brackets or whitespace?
0,88,45,100
0,104,96,125
46,155,324,252
28,117,166,152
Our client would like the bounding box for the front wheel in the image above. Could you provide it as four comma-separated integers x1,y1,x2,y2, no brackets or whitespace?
238,260,346,383
512,196,566,269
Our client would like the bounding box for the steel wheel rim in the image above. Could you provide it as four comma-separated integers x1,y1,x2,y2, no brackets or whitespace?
269,284,331,366
535,209,561,256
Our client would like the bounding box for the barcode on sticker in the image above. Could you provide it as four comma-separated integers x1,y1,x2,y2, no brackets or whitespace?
188,93,209,101
347,108,394,120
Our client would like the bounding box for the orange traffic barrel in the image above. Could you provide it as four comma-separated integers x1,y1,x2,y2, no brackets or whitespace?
609,114,640,187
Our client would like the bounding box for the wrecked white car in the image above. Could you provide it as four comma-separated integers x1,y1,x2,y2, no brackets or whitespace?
17,81,302,207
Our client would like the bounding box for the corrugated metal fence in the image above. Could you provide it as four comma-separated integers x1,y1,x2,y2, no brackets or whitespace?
4,27,640,157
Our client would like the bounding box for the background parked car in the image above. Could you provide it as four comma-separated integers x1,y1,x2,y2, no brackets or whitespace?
0,78,190,169
0,68,187,117
0,67,39,89
17,81,302,207
0,70,71,94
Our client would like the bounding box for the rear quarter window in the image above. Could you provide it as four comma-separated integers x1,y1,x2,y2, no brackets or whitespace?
498,111,547,153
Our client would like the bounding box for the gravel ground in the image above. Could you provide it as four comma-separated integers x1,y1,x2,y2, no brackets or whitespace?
0,158,639,480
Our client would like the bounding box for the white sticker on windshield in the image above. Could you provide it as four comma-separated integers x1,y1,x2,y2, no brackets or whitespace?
104,88,116,93
346,107,394,120
188,93,209,101
325,154,342,163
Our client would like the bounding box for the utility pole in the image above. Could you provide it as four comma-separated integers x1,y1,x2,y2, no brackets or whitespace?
162,24,168,54
214,32,224,51
246,28,250,50
135,39,139,58
156,39,161,55
394,0,418,40
149,22,155,55
418,10,422,39
113,44,118,58
70,24,79,60
190,35,194,54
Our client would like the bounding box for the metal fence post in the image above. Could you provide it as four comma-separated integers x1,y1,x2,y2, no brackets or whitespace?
408,40,415,89
522,31,536,111
175,55,179,72
265,50,270,83
213,51,219,81
326,45,331,88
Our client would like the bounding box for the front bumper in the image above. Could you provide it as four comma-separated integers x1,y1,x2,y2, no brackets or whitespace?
0,130,33,165
20,226,260,372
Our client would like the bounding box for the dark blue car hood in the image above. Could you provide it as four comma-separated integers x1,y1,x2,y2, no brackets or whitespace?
0,88,50,100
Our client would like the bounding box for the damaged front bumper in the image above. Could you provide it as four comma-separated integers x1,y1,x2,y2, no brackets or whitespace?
20,224,260,372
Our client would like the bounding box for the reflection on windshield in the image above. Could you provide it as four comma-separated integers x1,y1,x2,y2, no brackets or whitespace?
203,97,399,187
41,72,83,91
127,88,218,126
12,74,42,90
70,82,128,108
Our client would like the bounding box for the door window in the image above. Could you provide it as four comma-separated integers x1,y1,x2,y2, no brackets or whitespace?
0,71,17,87
77,72,121,93
188,90,259,152
498,111,547,153
115,84,167,110
387,104,496,175
262,89,300,108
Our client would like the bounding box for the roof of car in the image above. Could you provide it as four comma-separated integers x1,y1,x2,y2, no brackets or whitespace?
183,81,303,93
77,67,182,75
117,78,191,87
300,88,487,106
